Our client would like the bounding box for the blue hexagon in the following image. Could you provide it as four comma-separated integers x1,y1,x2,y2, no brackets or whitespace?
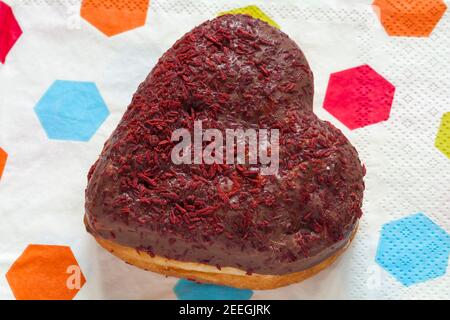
376,213,450,286
174,279,253,300
34,80,109,141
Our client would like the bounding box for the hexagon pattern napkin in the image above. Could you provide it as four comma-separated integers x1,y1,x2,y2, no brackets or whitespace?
1,0,450,299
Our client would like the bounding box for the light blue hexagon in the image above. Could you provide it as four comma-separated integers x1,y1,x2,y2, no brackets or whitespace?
34,80,109,141
375,213,450,286
174,279,253,300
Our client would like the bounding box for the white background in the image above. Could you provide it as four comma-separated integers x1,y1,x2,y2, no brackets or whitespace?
1,0,449,299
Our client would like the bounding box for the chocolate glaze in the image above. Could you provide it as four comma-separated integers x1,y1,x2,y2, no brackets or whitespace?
85,14,365,275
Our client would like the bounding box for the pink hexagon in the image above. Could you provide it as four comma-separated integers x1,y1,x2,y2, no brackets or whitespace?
323,64,395,130
0,1,22,63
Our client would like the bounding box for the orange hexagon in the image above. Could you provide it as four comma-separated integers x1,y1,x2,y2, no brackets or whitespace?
6,245,86,300
81,0,150,37
373,0,447,37
0,147,7,179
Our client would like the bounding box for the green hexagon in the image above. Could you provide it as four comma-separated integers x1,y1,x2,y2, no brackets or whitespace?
435,112,450,159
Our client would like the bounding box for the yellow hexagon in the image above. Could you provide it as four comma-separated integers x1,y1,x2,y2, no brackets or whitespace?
219,5,280,29
435,112,450,159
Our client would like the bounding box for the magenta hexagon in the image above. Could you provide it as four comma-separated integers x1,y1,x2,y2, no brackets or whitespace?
323,64,395,130
0,1,22,63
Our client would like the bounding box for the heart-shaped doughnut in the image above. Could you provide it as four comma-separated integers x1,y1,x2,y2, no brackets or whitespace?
85,14,365,289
